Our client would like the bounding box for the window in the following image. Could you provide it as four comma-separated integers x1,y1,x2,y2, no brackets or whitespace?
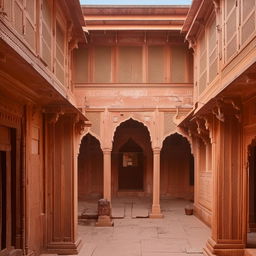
148,45,164,83
198,31,207,94
118,46,143,83
224,0,238,61
208,16,218,83
41,0,52,69
55,21,65,85
123,152,138,167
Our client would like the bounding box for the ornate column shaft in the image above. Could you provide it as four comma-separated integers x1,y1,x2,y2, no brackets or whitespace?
204,115,244,256
150,148,163,218
103,148,112,202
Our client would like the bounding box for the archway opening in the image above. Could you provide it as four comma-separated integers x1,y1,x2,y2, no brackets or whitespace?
247,140,256,247
160,133,194,200
78,134,103,200
112,119,152,197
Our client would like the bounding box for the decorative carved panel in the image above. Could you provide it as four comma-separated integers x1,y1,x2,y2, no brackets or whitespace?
164,112,176,136
199,172,212,210
86,112,101,137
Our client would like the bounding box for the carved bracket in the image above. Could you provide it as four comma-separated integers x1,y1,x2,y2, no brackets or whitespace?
212,102,225,122
46,112,63,124
69,39,79,52
172,107,185,125
75,119,91,135
212,0,220,14
212,98,241,123
187,36,197,51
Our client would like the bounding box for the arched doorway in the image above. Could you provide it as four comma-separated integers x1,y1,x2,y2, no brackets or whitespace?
112,119,152,197
160,133,194,200
247,139,256,247
78,134,103,200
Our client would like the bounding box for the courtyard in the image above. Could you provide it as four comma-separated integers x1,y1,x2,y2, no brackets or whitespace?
78,199,210,256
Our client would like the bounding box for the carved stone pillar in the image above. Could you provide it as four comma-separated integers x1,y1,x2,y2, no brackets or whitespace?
150,148,163,218
204,115,244,256
45,114,81,254
103,149,112,202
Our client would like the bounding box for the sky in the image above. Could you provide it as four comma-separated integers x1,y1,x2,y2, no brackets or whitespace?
80,0,192,5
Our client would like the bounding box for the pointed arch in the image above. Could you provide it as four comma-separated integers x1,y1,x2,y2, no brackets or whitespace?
160,131,194,200
78,131,102,154
161,130,193,155
112,117,152,147
78,133,103,200
111,117,153,196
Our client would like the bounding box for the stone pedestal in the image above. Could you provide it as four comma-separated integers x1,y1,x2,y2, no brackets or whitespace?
96,215,113,227
96,199,113,227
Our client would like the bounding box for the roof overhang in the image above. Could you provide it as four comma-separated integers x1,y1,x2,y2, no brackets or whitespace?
182,0,215,39
62,0,86,43
82,5,189,31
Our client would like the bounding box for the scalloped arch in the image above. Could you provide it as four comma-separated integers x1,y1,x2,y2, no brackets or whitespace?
78,131,102,154
112,117,153,146
161,130,193,154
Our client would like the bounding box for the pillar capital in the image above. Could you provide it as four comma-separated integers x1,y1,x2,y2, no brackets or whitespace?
102,148,112,154
153,148,161,154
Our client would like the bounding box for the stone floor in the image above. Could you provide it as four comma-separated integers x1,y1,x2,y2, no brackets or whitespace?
78,198,210,256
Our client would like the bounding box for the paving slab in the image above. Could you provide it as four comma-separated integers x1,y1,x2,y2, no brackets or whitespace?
91,241,141,256
132,204,149,218
141,238,188,253
111,203,125,218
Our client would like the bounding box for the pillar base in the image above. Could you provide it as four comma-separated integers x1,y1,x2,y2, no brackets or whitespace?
203,237,244,256
149,213,164,218
149,204,164,218
95,215,113,227
46,237,82,255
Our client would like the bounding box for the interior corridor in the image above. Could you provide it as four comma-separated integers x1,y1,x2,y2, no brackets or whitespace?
78,199,210,256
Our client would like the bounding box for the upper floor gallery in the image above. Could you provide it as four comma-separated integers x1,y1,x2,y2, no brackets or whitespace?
183,0,256,109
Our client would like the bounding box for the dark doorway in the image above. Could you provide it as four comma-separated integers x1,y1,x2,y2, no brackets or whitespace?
160,133,194,200
78,134,103,200
0,126,17,253
0,151,7,250
247,141,256,247
118,139,144,190
112,118,152,195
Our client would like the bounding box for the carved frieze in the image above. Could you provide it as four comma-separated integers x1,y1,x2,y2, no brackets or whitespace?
0,96,22,127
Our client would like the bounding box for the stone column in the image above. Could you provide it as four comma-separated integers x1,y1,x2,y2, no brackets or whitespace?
45,114,81,254
103,148,112,202
150,148,163,218
204,116,244,256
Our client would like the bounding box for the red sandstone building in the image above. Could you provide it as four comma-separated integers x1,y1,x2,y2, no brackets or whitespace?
0,0,256,255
